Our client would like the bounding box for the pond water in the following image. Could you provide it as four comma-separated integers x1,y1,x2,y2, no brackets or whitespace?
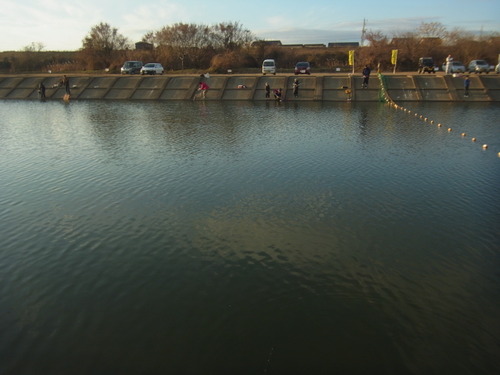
0,100,499,375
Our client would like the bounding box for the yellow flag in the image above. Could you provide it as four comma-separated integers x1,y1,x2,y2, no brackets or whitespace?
391,49,398,65
348,50,354,66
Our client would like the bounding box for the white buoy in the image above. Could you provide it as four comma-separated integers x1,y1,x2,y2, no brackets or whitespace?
448,128,452,132
461,133,466,137
482,144,488,149
472,137,477,142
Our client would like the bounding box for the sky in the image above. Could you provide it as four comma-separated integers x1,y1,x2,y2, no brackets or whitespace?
0,0,498,51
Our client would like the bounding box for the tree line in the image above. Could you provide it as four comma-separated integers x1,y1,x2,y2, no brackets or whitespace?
361,22,499,71
0,21,498,73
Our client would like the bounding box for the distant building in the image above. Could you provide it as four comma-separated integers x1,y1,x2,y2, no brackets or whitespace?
304,44,326,48
135,42,153,50
251,40,282,47
251,41,358,49
328,42,360,48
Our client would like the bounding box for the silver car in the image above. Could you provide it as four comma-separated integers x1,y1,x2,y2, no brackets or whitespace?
442,61,466,73
468,60,490,74
140,63,164,75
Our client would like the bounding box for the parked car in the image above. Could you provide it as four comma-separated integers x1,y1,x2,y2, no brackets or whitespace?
441,61,466,73
121,61,143,74
262,59,276,75
140,63,164,75
418,57,435,74
467,60,490,74
496,63,500,74
295,62,311,75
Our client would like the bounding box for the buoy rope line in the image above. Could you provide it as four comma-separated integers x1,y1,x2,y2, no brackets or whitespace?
378,73,499,158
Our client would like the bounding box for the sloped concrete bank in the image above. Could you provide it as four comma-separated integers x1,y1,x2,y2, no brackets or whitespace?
1,74,499,102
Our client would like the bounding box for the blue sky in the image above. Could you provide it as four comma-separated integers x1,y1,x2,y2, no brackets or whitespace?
0,0,498,51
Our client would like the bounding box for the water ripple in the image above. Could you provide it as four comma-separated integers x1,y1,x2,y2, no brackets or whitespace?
0,101,499,374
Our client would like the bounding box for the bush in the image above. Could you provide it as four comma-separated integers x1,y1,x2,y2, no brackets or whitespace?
210,51,258,73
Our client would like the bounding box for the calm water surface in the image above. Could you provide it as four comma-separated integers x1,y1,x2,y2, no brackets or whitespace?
0,100,499,375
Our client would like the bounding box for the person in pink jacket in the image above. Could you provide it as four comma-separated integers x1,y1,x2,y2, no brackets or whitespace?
197,81,209,99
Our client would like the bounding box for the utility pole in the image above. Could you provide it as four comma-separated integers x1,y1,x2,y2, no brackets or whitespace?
360,19,367,47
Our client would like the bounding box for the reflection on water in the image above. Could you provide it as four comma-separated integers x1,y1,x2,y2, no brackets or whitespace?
0,100,499,374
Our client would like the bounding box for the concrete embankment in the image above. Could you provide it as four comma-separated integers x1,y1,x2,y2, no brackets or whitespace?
1,74,499,102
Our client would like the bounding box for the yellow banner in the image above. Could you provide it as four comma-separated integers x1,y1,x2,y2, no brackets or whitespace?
391,49,398,65
348,50,354,66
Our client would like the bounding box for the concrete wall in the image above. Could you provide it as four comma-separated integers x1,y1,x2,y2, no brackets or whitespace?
1,74,499,102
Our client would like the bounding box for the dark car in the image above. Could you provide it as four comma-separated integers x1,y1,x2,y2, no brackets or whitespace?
121,61,143,74
295,62,311,75
418,57,435,74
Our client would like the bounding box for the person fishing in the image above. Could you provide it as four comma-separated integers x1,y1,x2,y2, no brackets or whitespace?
62,75,70,95
293,79,299,97
195,81,209,100
362,65,371,88
464,75,470,97
38,82,46,99
273,88,282,102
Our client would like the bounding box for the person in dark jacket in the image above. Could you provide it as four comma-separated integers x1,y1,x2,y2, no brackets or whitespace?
362,65,371,88
464,75,470,97
62,75,70,95
38,82,46,99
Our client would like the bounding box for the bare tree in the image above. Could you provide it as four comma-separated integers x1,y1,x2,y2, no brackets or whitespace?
22,42,45,52
210,22,254,51
364,30,389,48
16,42,47,72
417,22,447,39
445,27,475,46
154,23,213,69
390,31,424,70
81,22,131,69
359,30,391,69
142,32,156,46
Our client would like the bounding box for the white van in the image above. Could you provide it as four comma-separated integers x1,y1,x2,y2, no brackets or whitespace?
262,59,276,75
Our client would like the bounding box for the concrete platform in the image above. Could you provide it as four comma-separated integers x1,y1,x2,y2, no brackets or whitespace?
1,74,499,102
